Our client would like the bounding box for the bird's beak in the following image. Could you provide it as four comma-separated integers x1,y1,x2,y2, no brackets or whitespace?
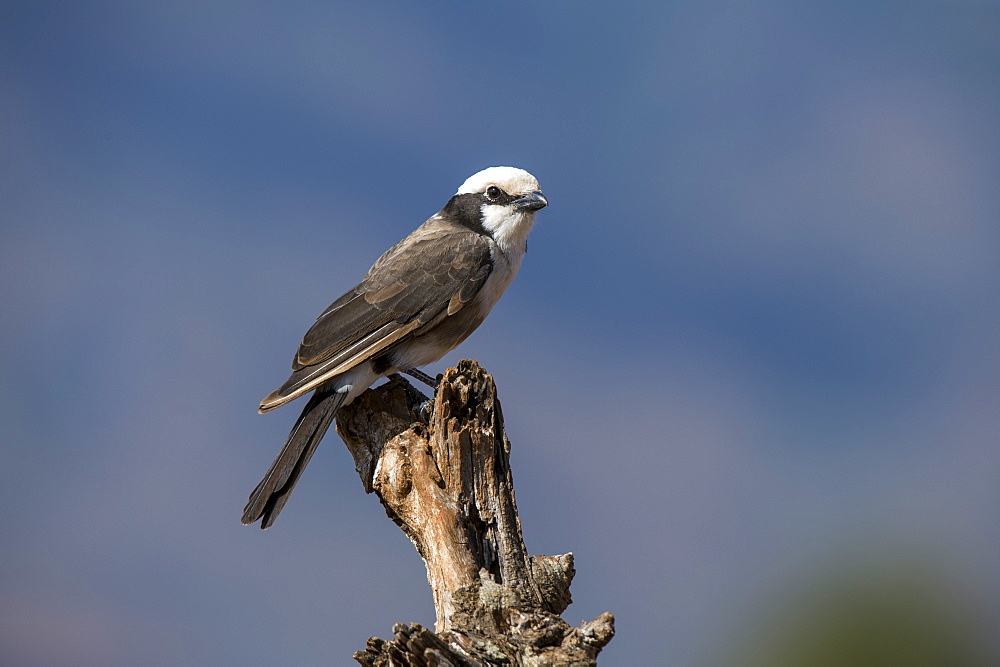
513,191,548,212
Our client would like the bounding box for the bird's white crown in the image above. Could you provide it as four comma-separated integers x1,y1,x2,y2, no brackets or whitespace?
456,166,541,197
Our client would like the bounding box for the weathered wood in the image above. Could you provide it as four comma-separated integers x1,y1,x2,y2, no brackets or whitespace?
337,361,615,666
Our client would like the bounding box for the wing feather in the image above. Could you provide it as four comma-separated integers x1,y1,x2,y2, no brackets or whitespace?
260,224,493,411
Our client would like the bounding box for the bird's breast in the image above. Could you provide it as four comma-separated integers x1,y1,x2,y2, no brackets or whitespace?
474,244,522,316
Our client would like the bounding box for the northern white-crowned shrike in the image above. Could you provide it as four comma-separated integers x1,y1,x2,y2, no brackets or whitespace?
242,167,547,528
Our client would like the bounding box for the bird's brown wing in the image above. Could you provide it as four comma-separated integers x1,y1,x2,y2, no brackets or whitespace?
258,225,492,412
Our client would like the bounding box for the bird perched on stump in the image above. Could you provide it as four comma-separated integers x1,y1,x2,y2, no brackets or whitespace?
242,167,547,528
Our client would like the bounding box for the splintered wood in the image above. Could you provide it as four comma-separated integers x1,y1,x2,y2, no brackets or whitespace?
336,360,614,666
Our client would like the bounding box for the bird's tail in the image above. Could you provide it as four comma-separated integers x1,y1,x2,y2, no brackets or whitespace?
241,384,347,529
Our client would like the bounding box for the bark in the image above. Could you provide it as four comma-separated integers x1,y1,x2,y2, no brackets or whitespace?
336,360,614,666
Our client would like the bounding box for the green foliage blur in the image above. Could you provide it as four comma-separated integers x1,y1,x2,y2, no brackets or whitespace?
710,552,994,666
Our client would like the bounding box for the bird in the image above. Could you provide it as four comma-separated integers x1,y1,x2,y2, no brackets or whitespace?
242,167,547,529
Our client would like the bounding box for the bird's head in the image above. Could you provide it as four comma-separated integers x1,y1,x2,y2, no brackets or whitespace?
449,166,547,254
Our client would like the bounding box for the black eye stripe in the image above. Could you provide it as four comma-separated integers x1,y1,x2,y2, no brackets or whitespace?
482,186,516,205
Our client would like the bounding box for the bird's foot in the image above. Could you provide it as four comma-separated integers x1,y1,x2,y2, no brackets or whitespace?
419,399,434,422
403,367,439,389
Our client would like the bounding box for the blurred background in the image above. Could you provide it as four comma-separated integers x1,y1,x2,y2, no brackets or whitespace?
2,2,999,664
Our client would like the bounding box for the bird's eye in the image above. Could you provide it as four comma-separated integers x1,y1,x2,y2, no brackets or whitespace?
485,186,503,201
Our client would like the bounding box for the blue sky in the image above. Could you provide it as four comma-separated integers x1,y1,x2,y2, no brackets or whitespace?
2,2,999,664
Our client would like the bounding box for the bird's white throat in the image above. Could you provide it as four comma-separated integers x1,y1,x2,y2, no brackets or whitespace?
480,206,535,256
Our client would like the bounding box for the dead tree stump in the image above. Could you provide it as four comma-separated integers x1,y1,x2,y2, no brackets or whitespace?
336,360,615,666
